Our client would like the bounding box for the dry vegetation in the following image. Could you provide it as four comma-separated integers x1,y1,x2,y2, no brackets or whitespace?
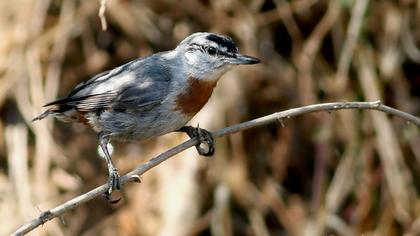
1,0,420,235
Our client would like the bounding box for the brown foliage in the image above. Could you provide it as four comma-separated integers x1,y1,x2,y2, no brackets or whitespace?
1,0,419,235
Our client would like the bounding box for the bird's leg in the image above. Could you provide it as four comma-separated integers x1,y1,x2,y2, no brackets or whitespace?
179,125,215,156
98,132,121,203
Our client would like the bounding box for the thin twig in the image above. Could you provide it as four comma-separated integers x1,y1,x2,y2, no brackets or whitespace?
11,101,420,235
98,0,107,31
401,9,420,63
336,0,369,87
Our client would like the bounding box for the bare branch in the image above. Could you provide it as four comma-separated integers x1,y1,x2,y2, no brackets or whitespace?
98,0,107,31
12,101,420,235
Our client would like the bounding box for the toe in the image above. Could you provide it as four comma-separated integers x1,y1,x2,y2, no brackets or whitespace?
198,130,215,156
112,172,121,190
104,192,121,204
182,126,216,156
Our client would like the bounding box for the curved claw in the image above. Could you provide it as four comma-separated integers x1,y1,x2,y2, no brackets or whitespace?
103,168,122,204
130,174,142,183
109,169,121,191
180,126,215,156
104,192,121,204
195,128,214,156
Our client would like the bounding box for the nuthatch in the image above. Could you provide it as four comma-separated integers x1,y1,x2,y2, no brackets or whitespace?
33,32,260,200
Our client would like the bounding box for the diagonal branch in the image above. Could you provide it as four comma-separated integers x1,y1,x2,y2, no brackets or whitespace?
12,101,420,235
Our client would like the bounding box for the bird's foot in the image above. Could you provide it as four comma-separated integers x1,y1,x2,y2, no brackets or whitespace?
104,168,121,204
180,126,215,156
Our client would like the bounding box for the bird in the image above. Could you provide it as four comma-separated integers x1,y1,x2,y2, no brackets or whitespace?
33,32,260,201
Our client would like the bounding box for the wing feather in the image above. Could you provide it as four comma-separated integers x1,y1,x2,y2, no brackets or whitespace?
42,55,172,114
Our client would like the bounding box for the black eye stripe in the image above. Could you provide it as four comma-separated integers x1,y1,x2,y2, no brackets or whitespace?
206,34,238,53
188,42,235,58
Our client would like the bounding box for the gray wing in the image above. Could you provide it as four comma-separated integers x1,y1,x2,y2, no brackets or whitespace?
112,84,166,112
44,55,172,113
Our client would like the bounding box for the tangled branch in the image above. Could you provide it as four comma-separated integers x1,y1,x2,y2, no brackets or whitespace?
12,101,420,235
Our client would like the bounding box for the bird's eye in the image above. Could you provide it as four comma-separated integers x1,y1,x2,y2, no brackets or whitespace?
206,46,217,55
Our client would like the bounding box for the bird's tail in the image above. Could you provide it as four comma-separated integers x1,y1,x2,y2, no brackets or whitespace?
32,108,56,122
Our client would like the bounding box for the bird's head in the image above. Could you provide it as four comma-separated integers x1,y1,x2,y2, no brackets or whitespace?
175,32,260,81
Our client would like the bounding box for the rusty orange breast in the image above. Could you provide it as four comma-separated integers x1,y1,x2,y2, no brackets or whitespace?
175,77,217,116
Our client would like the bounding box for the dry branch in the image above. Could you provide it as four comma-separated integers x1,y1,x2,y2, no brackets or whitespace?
12,101,420,235
98,0,108,31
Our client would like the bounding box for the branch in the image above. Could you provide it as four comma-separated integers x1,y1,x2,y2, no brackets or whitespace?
98,0,108,31
12,101,420,235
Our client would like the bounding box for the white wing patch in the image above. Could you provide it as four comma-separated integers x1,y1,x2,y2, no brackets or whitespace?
90,72,136,94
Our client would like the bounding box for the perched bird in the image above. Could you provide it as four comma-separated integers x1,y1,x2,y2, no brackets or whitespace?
33,32,260,200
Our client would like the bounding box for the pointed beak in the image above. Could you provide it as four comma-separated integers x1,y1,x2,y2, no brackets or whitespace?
226,53,261,65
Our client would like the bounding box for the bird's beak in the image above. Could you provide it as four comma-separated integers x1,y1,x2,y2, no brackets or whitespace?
227,53,261,65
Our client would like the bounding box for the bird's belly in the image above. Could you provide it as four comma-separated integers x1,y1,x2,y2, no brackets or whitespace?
89,108,191,140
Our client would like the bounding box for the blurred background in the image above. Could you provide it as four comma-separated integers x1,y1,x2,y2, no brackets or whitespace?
1,0,420,235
